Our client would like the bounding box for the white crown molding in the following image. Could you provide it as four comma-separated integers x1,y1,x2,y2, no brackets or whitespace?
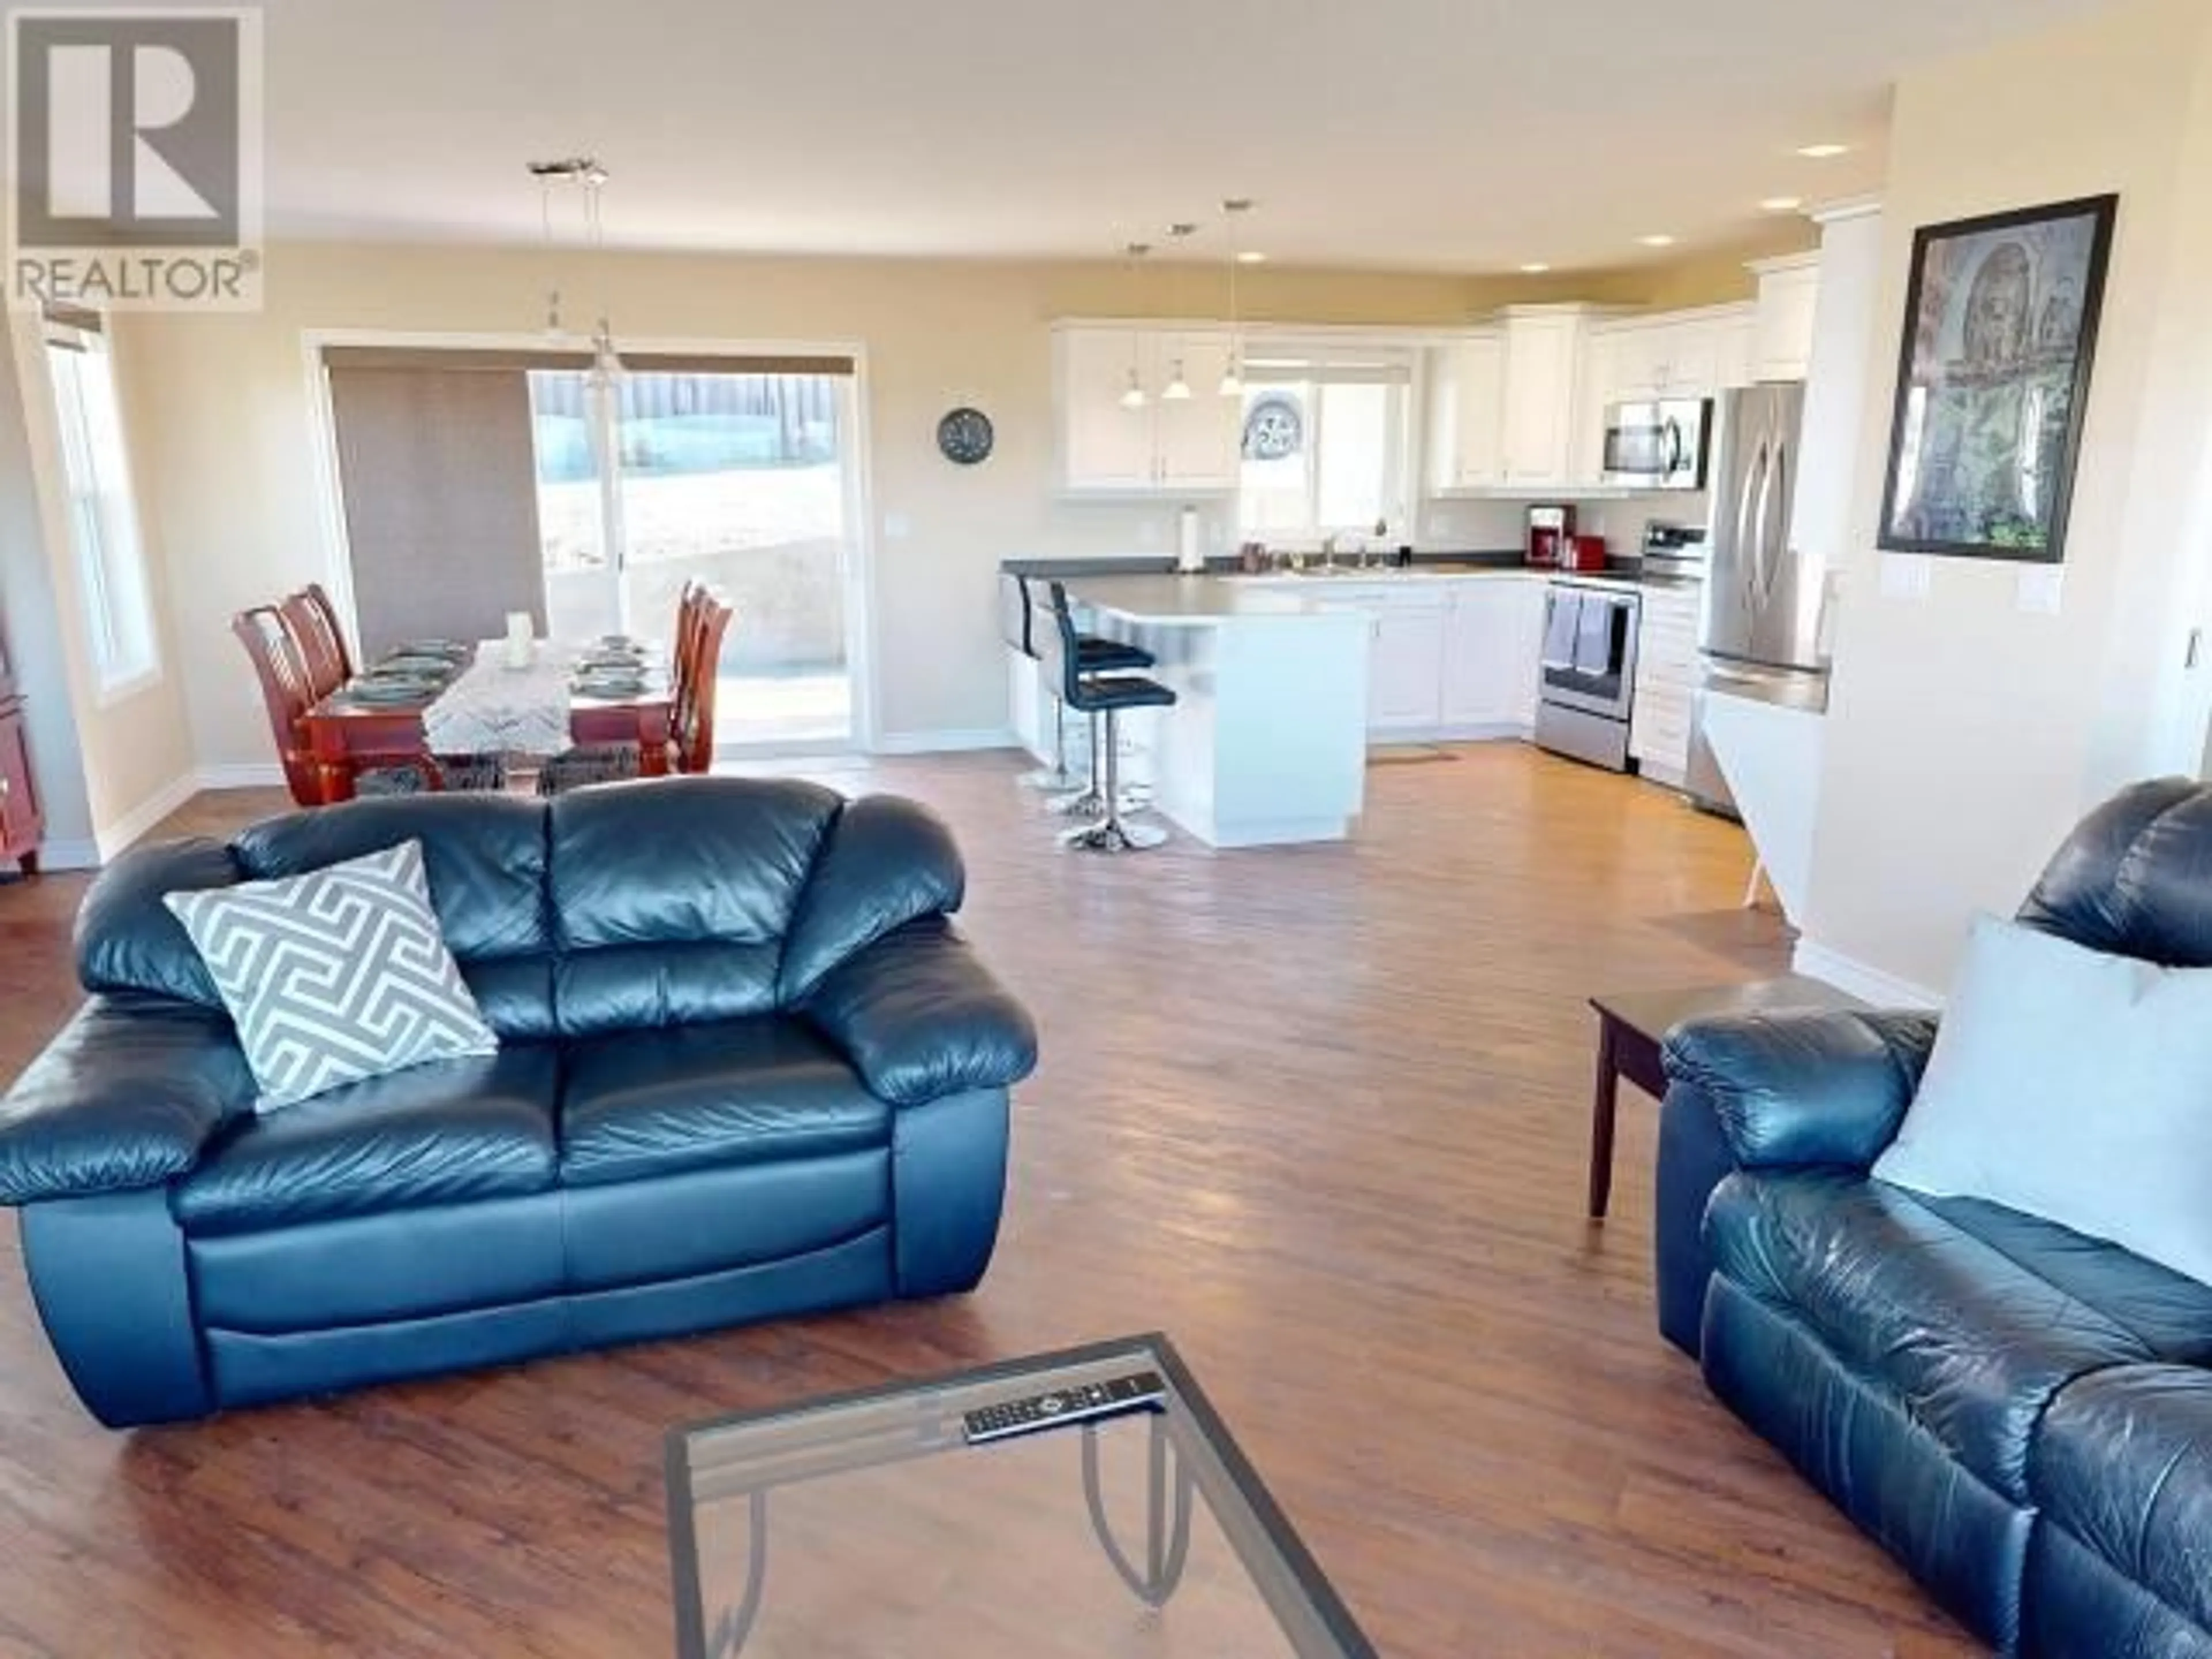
1810,195,1884,226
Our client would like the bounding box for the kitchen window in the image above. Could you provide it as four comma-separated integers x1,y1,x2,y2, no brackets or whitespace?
1237,347,1414,543
43,312,160,699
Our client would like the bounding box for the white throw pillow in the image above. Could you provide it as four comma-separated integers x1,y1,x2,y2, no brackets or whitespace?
165,840,498,1109
1873,912,2212,1286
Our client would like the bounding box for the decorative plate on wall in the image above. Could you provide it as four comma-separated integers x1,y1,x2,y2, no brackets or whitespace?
937,406,994,466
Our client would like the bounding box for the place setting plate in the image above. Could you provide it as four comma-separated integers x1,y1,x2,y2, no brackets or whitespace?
345,677,437,706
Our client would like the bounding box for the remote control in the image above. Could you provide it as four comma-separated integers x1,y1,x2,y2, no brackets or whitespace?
961,1371,1166,1445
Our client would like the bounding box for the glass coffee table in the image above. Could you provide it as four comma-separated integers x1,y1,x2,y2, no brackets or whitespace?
665,1334,1375,1657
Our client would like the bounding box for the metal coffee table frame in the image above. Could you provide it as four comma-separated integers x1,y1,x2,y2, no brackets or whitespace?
665,1333,1375,1659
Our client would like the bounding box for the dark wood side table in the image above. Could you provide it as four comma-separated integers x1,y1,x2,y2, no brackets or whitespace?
1585,974,1867,1221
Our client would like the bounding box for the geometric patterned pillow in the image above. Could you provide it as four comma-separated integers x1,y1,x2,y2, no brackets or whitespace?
164,839,498,1110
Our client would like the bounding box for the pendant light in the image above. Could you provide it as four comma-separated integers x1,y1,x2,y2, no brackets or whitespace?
537,174,565,340
1120,242,1152,409
1219,199,1253,397
580,162,624,389
1160,222,1197,401
527,155,623,382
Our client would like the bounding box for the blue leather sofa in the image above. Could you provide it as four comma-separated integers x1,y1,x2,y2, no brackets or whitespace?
1655,779,2212,1656
0,778,1039,1427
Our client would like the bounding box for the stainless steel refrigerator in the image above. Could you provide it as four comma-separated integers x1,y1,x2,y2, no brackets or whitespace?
1684,382,1828,816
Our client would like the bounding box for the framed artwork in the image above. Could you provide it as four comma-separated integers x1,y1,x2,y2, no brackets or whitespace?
1877,193,2118,563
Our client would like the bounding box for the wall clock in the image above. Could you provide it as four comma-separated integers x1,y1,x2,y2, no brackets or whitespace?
937,406,994,466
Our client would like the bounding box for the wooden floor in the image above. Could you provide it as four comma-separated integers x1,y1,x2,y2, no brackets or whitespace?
0,745,1979,1658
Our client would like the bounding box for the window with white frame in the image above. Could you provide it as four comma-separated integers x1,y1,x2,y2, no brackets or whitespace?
1236,345,1414,543
43,312,160,696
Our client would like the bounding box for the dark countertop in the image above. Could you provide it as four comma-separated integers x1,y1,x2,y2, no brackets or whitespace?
1002,550,1527,579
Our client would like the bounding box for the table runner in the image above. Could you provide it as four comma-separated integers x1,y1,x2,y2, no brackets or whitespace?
422,641,591,757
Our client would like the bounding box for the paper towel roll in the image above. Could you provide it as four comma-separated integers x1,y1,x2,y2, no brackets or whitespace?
1176,505,1203,574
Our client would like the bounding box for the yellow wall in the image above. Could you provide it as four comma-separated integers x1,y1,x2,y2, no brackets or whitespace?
122,238,1764,769
4,316,196,853
1801,0,2212,994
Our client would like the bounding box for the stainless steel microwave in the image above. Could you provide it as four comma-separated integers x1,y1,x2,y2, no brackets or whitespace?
1603,397,1711,491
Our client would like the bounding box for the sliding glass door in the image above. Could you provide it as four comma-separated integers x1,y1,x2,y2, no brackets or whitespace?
527,366,858,750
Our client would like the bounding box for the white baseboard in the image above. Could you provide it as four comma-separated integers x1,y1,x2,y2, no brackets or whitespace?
33,838,101,872
196,762,286,791
871,728,1020,756
92,770,200,862
1370,722,1531,747
1792,938,1944,1010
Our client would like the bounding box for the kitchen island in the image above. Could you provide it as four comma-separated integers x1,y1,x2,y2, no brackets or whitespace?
1017,574,1371,847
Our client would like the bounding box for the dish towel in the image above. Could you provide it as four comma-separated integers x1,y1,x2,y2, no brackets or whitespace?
1571,597,1618,676
1541,590,1582,669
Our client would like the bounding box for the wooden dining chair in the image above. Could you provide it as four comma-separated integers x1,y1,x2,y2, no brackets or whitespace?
536,582,718,796
234,606,499,804
233,606,328,806
279,590,347,701
301,582,357,680
672,595,734,774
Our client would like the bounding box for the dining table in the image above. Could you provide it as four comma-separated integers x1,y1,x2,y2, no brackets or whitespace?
300,639,674,805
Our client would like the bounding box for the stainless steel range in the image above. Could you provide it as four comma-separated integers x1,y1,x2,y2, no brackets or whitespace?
1535,579,1642,772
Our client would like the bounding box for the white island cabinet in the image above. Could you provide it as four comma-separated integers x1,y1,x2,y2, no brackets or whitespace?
1006,569,1574,847
1062,577,1372,848
1237,572,1545,741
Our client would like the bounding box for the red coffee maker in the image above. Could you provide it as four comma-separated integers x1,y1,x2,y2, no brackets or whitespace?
1527,503,1577,567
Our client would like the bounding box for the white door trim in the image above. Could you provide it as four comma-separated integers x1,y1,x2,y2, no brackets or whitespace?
296,327,880,753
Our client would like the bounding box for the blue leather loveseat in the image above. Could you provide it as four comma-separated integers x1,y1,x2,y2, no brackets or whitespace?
1655,779,2212,1656
0,778,1039,1427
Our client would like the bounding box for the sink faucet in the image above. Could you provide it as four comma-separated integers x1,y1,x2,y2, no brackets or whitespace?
1321,533,1339,573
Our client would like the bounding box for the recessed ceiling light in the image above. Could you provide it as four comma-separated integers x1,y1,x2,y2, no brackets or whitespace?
1796,143,1850,159
1519,262,1552,274
1235,250,1267,264
1760,196,1805,213
1638,234,1677,248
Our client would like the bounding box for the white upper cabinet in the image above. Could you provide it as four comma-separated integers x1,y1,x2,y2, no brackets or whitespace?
1154,335,1241,488
1498,308,1594,488
1601,324,1671,404
1055,325,1240,493
1661,323,1722,398
1058,328,1158,490
1426,332,1507,493
1749,254,1823,382
1595,315,1732,404
1715,310,1759,389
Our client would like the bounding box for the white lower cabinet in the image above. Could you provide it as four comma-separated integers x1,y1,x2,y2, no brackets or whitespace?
1309,577,1544,740
1442,579,1542,730
1370,603,1450,732
1312,587,1449,735
1629,584,1700,786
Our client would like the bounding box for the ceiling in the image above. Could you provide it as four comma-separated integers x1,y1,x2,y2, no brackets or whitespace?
228,0,2122,273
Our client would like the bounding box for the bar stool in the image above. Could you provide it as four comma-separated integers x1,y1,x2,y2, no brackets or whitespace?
1002,573,1153,794
1044,581,1176,852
